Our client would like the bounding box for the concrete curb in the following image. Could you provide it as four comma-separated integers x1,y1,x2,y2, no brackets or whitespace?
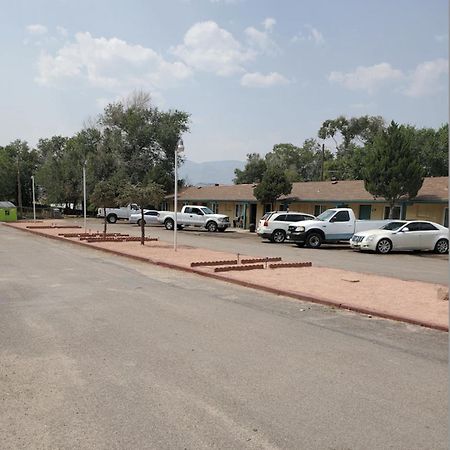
4,223,448,332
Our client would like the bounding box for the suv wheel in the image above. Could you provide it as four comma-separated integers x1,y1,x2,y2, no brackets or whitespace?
206,221,218,232
271,229,286,243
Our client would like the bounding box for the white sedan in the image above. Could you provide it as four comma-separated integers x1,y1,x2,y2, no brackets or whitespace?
129,210,160,226
350,220,449,254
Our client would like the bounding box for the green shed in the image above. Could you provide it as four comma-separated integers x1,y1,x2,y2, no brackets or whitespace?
0,201,17,222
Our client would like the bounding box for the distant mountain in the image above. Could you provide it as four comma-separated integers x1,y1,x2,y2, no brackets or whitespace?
179,159,245,185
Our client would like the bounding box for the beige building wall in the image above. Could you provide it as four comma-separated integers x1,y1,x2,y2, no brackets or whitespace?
406,203,447,224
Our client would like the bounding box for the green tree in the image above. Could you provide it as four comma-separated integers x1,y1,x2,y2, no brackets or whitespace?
265,139,333,182
234,153,267,184
90,180,120,234
98,91,189,190
253,165,292,209
405,123,448,177
0,146,16,202
3,140,39,212
364,121,424,219
120,181,165,245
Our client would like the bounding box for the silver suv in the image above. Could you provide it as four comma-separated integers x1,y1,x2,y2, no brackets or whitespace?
257,211,315,243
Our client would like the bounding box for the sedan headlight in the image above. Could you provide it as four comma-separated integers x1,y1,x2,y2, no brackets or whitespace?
365,235,375,242
295,226,305,232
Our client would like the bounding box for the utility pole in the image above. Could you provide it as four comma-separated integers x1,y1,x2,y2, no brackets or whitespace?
321,143,325,181
16,155,22,216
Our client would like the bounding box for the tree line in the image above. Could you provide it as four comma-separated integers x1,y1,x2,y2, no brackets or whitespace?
0,92,189,214
235,116,448,218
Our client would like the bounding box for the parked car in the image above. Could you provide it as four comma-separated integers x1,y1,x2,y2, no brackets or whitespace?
158,205,230,232
287,208,390,248
350,220,449,254
129,210,160,226
257,211,315,243
97,204,139,223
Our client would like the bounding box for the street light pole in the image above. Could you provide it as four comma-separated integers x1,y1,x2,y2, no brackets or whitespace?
31,175,36,222
83,161,87,233
174,138,184,251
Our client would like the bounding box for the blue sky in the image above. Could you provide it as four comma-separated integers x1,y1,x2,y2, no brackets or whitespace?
1,0,448,161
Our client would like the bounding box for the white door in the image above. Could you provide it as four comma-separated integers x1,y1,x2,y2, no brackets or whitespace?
328,210,354,240
190,207,205,226
394,223,424,250
417,222,440,249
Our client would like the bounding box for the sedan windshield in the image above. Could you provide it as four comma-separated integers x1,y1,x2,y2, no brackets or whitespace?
200,207,214,214
316,210,336,221
380,221,407,231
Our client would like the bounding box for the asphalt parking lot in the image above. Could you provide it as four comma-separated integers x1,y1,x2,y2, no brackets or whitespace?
67,218,448,285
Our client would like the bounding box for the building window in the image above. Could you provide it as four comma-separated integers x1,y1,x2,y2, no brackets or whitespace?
264,203,272,213
210,202,218,214
444,208,448,227
160,201,168,211
384,206,401,219
314,205,325,216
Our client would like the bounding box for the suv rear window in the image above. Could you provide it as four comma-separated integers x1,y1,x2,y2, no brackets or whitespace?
261,212,274,220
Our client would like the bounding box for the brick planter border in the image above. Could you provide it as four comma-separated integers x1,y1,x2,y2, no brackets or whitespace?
214,264,264,273
241,257,282,264
269,262,312,269
191,259,238,267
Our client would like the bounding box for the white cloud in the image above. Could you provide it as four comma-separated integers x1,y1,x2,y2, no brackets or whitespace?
308,26,325,45
26,24,48,35
245,17,279,55
36,32,192,93
240,71,289,87
263,18,276,31
404,58,448,97
328,62,403,93
171,21,254,76
291,25,325,45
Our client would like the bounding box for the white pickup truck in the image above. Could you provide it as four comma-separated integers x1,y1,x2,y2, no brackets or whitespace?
158,205,230,232
287,208,389,248
97,204,139,224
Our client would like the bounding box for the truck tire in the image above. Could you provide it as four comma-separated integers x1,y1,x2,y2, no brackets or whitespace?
206,221,218,232
164,218,174,230
107,214,118,224
306,232,322,248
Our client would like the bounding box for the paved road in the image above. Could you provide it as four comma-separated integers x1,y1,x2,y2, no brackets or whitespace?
73,218,447,284
1,225,447,449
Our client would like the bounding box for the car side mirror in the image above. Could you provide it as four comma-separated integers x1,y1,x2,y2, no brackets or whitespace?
402,227,409,232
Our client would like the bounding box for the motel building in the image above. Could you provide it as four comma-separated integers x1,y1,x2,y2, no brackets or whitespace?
165,176,449,230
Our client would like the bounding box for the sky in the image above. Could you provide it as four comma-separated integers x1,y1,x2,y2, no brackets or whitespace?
1,0,448,162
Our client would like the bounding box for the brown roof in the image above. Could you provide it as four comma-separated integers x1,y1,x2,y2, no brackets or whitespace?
173,177,448,203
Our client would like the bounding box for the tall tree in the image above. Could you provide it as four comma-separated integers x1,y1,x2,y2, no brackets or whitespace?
4,140,39,211
120,181,165,245
363,121,424,218
98,91,189,190
234,153,267,184
253,165,292,209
